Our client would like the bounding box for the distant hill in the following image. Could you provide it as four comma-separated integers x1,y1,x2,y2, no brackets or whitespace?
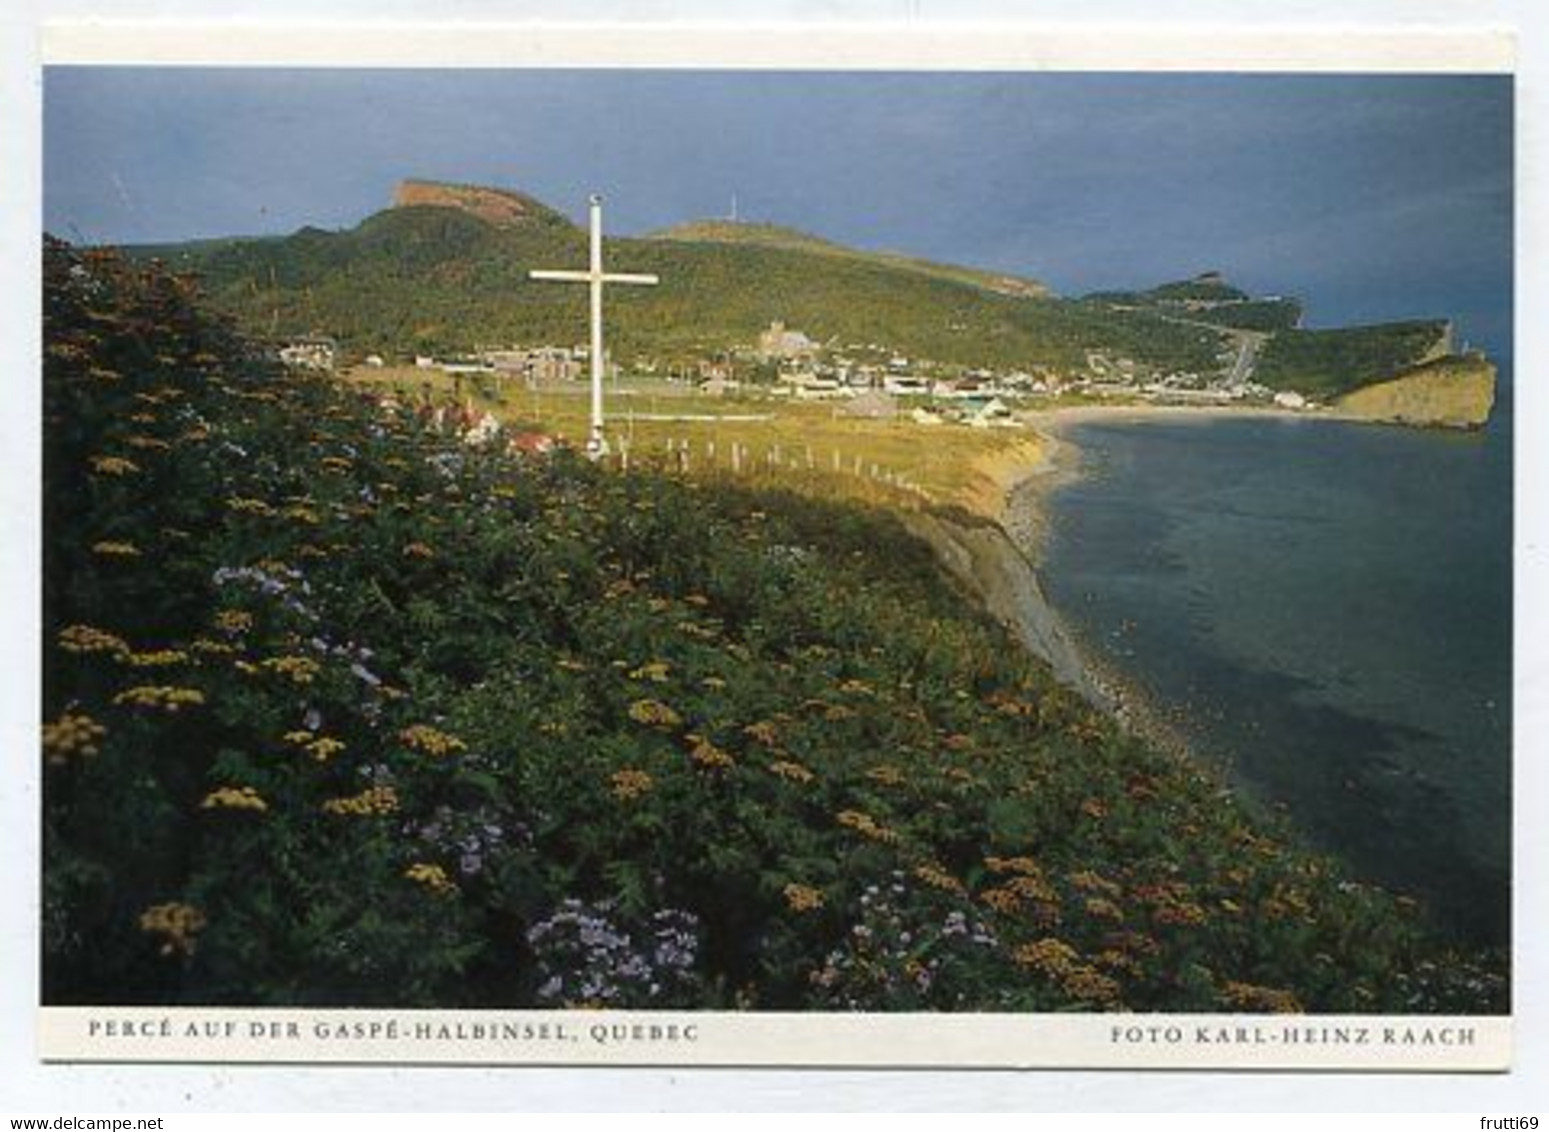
1085,272,1305,333
648,219,1051,298
134,179,1226,374
128,181,1479,403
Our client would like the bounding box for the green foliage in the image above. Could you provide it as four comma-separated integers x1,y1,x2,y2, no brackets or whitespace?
1083,279,1302,332
648,218,1049,298
1185,299,1303,332
42,239,1506,1013
137,202,1227,374
1255,320,1451,399
1146,279,1251,303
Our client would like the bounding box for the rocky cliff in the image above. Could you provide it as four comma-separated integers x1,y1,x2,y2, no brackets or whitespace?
392,179,572,229
1333,353,1497,429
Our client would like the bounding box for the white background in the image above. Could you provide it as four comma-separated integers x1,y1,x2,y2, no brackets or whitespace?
2,0,1545,1114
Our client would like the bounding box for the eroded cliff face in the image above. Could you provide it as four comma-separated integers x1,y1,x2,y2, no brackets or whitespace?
392,179,557,229
1333,354,1497,429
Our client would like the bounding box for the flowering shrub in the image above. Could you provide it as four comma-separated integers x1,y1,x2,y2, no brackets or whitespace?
39,239,1507,1012
527,901,702,1007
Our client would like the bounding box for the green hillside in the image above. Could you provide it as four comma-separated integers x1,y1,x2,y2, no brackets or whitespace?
1255,320,1452,400
43,238,1506,1011
138,182,1227,374
649,219,1051,298
1085,276,1303,332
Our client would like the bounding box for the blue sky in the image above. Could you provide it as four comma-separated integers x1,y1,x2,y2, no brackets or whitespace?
44,68,1513,353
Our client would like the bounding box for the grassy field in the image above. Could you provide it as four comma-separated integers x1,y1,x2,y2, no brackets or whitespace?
344,366,1047,514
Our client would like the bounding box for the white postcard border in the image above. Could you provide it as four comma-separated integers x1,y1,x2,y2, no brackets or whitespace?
40,21,1515,73
34,1008,1510,1071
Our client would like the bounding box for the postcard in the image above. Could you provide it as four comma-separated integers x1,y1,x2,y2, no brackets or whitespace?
25,19,1518,1075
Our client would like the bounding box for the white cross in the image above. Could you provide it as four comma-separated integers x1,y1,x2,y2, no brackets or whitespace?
529,194,659,458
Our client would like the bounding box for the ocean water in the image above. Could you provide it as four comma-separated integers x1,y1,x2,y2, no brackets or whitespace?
1040,390,1512,945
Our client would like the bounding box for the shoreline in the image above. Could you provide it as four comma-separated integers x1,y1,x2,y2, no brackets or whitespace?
926,402,1323,757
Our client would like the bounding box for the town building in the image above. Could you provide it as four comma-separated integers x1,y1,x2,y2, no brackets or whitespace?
277,335,337,372
757,321,818,361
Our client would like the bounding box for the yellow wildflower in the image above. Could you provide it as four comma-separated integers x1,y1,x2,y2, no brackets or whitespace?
399,724,466,757
865,765,905,787
1012,937,1080,976
322,785,399,816
226,496,275,515
1221,981,1304,1014
627,699,682,730
628,660,672,683
112,685,204,712
611,768,655,801
404,862,457,897
1154,902,1209,927
980,887,1023,915
282,731,345,762
985,855,1044,877
261,655,320,685
686,734,735,770
913,864,966,895
1095,949,1143,977
58,624,130,659
307,737,346,762
768,760,815,784
139,902,206,957
836,809,900,845
124,649,189,669
1061,966,1122,1005
743,720,780,746
92,540,141,558
782,883,825,913
1067,869,1123,898
42,711,106,765
1084,897,1125,922
1006,873,1059,903
214,609,253,635
200,785,268,813
90,455,140,476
